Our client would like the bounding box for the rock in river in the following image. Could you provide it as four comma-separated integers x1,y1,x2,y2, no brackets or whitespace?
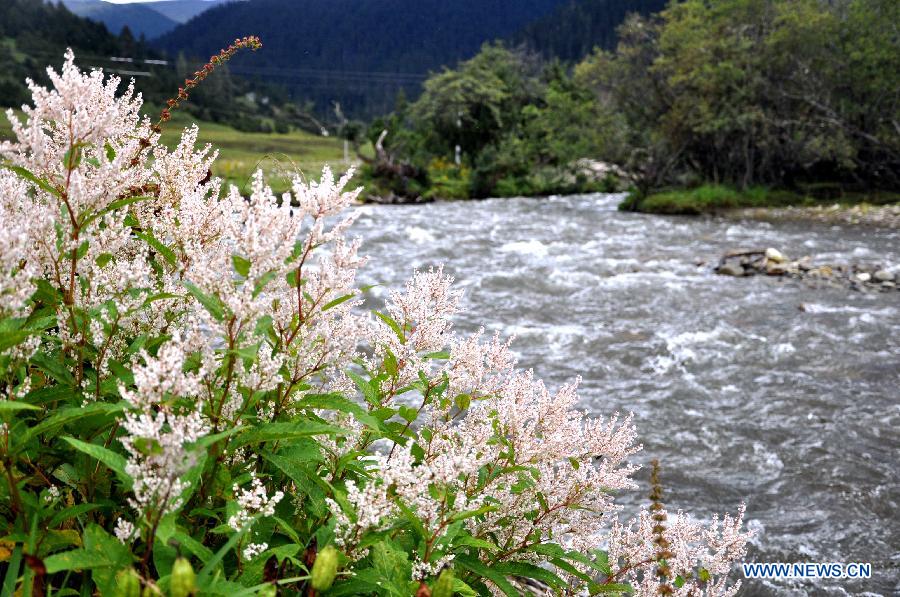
765,247,788,263
717,263,746,277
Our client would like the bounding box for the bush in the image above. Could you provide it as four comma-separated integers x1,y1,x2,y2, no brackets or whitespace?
621,185,812,214
424,158,471,200
0,53,751,596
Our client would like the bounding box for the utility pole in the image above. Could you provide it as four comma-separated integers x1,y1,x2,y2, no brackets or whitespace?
455,110,462,166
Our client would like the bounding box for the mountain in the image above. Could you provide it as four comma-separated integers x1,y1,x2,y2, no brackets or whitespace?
154,0,570,116
140,0,231,25
0,0,167,106
60,0,228,39
60,0,179,39
515,0,669,61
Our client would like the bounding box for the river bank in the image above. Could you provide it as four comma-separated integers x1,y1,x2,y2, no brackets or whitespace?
725,202,900,229
619,185,900,228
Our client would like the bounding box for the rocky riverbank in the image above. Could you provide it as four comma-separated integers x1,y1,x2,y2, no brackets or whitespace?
716,247,899,292
727,203,900,228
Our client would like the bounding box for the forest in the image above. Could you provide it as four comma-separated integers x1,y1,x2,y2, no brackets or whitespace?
364,0,900,207
0,0,324,135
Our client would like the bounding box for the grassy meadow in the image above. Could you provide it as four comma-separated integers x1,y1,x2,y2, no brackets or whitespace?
1,106,360,194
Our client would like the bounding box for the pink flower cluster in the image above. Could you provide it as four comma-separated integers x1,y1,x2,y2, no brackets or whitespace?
0,53,752,595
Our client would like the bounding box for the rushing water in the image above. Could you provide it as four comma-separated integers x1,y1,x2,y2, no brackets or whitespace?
351,193,899,596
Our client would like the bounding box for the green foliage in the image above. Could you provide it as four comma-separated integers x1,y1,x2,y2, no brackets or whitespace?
622,185,811,214
368,0,900,202
0,132,634,597
0,1,330,138
624,184,900,214
583,0,900,194
370,44,628,199
155,0,571,118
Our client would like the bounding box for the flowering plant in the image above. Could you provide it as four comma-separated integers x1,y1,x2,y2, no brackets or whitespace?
0,52,751,596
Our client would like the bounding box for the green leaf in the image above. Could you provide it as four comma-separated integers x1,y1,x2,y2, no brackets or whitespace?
172,531,215,563
383,349,399,377
47,503,103,528
183,281,225,322
321,293,355,311
43,549,102,574
0,401,40,413
62,437,130,486
345,370,381,407
196,526,249,588
232,254,251,277
448,504,496,523
454,394,471,411
493,561,566,590
0,329,37,353
2,163,59,197
192,426,244,450
455,555,519,597
44,525,132,577
1,542,22,597
104,142,116,161
252,270,278,298
95,253,114,268
136,230,177,267
232,421,341,448
373,311,405,342
452,535,499,552
299,393,402,442
82,195,153,228
398,405,417,423
62,144,84,170
16,403,124,450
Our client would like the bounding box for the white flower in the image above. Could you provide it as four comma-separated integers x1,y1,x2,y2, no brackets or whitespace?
114,519,136,544
228,473,284,531
242,542,269,560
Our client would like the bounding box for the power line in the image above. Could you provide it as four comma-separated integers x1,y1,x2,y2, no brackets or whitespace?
17,48,428,86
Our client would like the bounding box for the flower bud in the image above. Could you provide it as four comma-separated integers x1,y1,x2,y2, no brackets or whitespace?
115,568,141,597
432,568,455,597
170,557,196,597
310,545,339,591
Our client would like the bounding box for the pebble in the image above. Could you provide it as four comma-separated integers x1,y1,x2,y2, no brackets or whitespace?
716,248,899,292
765,247,788,263
717,264,745,277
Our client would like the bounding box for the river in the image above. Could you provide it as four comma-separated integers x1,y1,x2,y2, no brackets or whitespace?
350,193,899,596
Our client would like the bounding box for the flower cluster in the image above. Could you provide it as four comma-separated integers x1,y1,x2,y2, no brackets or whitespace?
607,505,751,596
228,473,285,531
0,52,752,597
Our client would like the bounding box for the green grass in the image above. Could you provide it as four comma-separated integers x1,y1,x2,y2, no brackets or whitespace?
157,110,355,193
620,184,900,214
0,107,358,194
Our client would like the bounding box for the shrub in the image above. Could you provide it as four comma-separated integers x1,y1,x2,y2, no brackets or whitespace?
0,52,751,596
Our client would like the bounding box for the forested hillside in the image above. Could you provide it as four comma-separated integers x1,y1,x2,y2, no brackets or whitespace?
515,0,668,60
0,0,144,107
0,0,322,135
154,0,570,116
